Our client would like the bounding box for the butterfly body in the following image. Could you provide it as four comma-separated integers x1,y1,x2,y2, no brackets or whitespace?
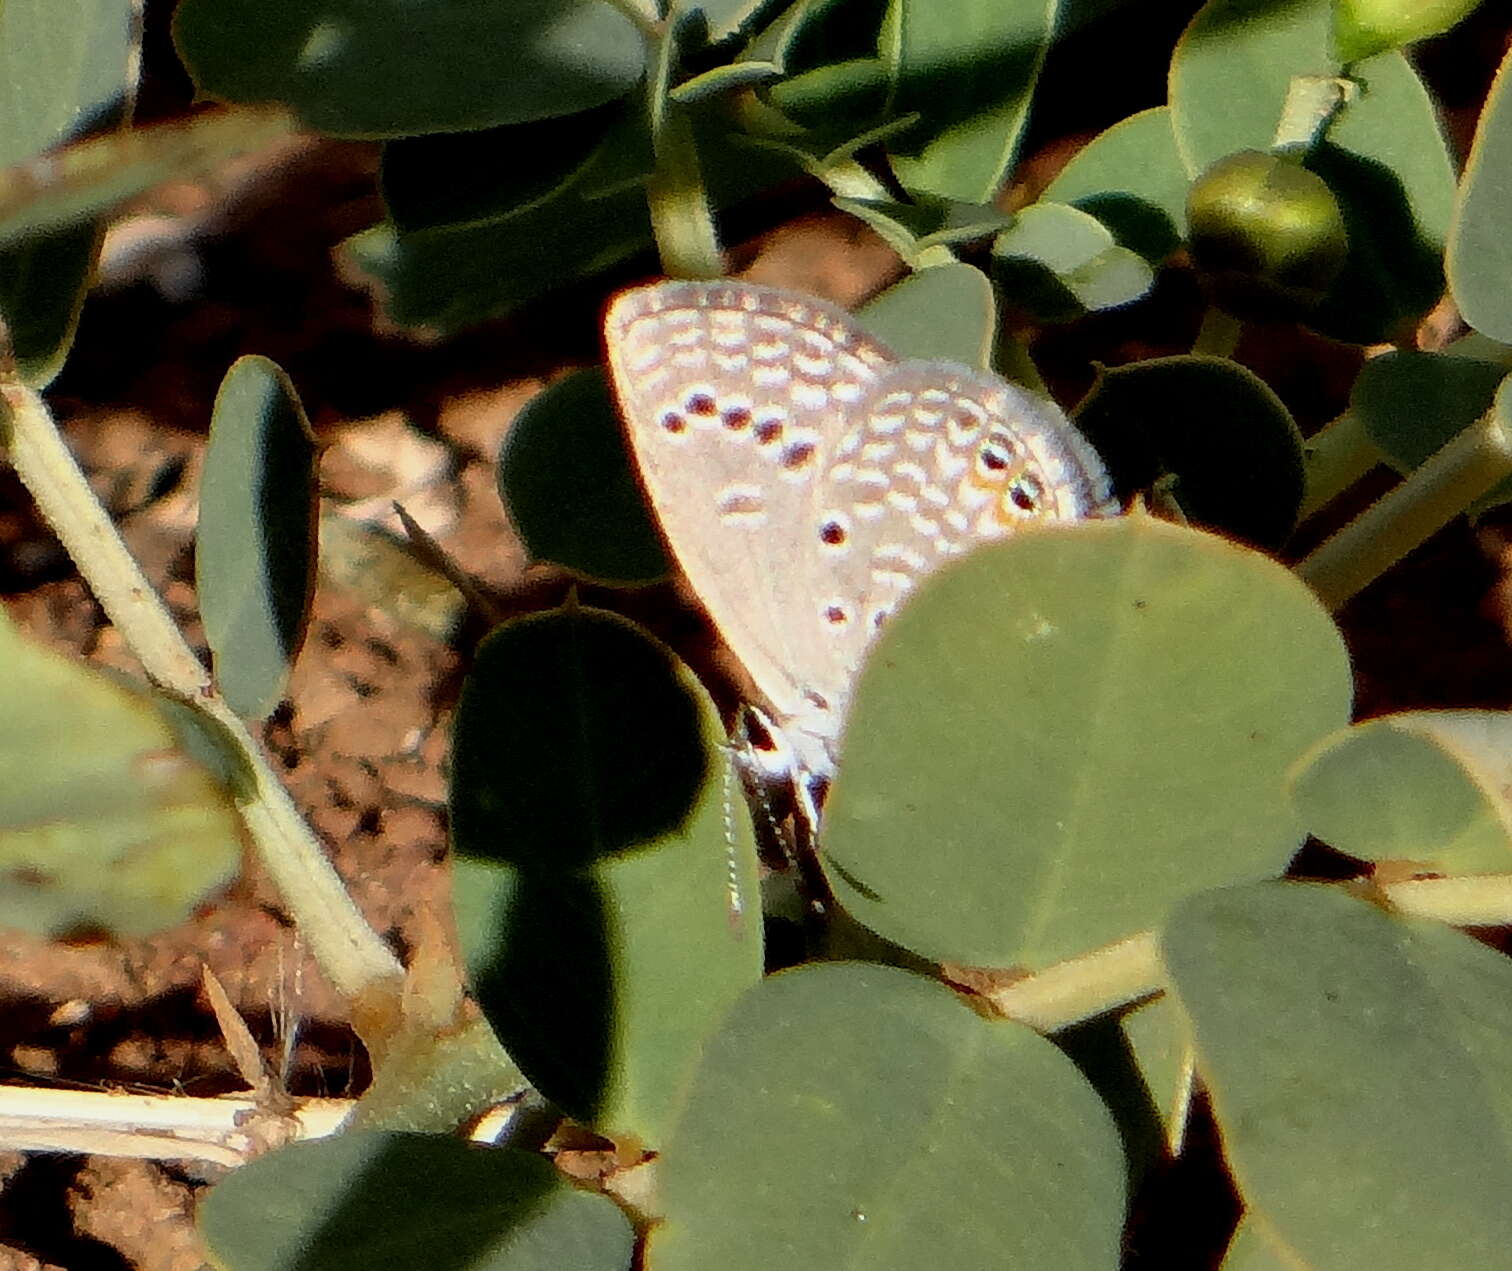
605,279,1114,820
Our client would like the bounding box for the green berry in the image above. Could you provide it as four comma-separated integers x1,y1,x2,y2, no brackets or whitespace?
1186,149,1349,322
1334,0,1484,64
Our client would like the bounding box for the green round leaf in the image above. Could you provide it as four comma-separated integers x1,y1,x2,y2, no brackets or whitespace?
381,104,629,234
0,613,244,937
198,355,318,719
449,607,761,1143
1292,711,1512,872
1449,44,1512,344
1043,107,1186,264
498,369,669,585
653,962,1125,1271
1351,351,1512,512
173,0,648,139
823,518,1351,967
1075,355,1305,549
1163,882,1512,1271
833,195,1013,262
1334,0,1484,63
0,226,99,388
855,261,996,366
763,0,890,128
993,201,1154,321
199,1133,635,1271
353,187,654,332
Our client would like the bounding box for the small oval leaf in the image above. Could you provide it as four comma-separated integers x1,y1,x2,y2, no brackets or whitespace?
498,369,669,585
199,1132,636,1271
450,607,761,1145
198,355,318,719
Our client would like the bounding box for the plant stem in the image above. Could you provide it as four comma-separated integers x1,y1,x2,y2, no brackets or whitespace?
0,380,406,1021
986,933,1162,1032
1272,74,1358,152
1296,406,1512,611
1298,409,1384,521
0,1083,518,1164
978,873,1512,1032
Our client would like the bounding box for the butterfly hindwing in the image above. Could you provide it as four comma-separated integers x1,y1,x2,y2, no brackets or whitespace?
799,359,1117,727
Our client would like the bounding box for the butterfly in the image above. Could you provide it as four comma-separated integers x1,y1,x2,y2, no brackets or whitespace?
605,278,1115,827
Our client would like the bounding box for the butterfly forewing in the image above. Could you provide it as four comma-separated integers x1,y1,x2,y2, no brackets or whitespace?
605,281,895,731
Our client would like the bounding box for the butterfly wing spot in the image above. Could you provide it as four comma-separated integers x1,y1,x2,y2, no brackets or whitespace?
947,406,986,447
873,566,914,591
754,365,792,389
823,603,850,626
792,381,830,411
754,418,784,445
661,411,687,434
782,441,817,470
717,484,767,525
818,517,849,548
893,459,927,488
722,405,753,431
1008,473,1044,513
686,392,718,416
933,438,969,481
909,511,943,544
873,543,928,573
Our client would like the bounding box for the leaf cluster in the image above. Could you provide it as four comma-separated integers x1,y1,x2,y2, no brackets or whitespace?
3,1,1512,1269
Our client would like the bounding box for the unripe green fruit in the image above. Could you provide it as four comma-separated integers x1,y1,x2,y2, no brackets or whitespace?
1186,149,1348,322
1334,0,1483,64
